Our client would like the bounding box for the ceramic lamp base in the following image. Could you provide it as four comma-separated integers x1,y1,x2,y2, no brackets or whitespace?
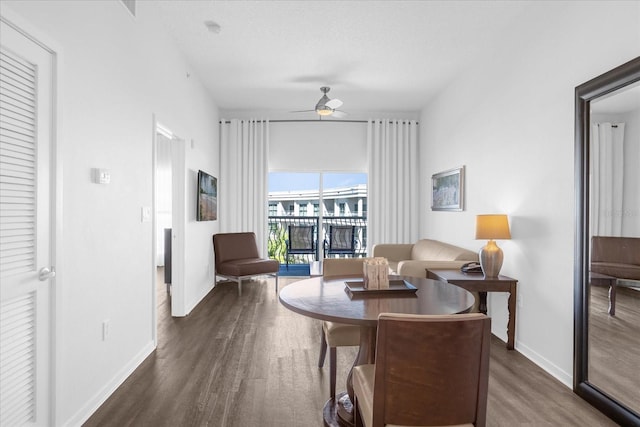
479,239,504,278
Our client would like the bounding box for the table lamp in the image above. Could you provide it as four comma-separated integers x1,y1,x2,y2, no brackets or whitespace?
475,214,511,278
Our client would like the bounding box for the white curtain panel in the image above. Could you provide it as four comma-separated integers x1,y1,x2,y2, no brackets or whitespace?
367,119,419,252
590,122,625,237
219,119,270,256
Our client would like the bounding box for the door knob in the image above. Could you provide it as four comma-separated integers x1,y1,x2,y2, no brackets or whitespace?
38,266,56,281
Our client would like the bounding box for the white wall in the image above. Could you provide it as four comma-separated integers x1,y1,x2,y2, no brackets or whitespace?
2,1,220,425
419,1,639,386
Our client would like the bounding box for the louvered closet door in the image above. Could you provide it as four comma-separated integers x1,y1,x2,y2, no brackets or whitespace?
0,20,53,426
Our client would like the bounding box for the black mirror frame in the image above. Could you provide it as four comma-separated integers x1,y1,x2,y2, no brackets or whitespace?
574,56,640,426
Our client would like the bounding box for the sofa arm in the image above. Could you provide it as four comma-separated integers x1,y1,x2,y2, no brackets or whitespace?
397,260,471,279
372,243,414,262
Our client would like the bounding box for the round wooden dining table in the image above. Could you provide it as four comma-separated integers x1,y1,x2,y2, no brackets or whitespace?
278,275,474,427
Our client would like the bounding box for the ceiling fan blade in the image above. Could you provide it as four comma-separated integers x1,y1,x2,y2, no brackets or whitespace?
325,98,343,109
331,110,348,118
290,109,316,113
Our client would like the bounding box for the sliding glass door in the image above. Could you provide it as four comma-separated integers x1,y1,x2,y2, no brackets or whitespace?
268,172,367,274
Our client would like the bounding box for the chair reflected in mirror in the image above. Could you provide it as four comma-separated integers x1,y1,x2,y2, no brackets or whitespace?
286,225,316,269
324,225,356,258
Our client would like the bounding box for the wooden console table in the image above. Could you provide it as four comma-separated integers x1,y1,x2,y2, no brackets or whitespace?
426,269,518,350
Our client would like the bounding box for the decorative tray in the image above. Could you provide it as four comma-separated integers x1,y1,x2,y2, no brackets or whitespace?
344,279,418,298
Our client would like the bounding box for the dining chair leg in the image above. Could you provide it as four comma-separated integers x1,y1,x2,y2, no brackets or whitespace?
318,331,327,367
330,347,337,400
353,395,363,427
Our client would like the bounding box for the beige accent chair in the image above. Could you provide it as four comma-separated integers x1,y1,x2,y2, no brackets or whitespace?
213,232,279,296
372,239,478,278
353,313,491,427
319,257,366,399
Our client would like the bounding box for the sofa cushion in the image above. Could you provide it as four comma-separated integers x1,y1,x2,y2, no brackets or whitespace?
591,262,640,281
387,260,399,273
411,239,478,262
323,321,360,347
397,260,476,279
217,258,279,277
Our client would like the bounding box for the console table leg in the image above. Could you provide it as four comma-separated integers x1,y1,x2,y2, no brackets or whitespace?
478,291,488,314
507,285,516,350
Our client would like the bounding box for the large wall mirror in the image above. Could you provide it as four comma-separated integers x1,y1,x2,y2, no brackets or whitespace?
574,56,640,426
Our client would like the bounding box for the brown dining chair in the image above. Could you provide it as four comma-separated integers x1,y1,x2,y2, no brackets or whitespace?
353,312,491,427
319,257,368,399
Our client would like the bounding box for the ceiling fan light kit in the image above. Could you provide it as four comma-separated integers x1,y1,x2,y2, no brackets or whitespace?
292,86,347,118
316,106,333,116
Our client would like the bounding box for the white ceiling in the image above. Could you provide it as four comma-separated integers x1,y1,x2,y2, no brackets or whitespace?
148,1,539,116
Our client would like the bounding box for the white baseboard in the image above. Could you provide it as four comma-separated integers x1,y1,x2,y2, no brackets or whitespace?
63,341,156,427
515,340,573,388
185,282,216,315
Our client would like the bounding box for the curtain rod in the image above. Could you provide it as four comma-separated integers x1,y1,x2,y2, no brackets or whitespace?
219,119,419,124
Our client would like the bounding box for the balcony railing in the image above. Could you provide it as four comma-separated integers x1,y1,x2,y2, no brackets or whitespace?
268,215,367,266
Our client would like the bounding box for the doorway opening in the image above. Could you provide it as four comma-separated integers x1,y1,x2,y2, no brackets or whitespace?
152,119,186,329
155,123,173,322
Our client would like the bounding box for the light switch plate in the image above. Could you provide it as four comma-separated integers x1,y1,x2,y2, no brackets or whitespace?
92,168,111,184
141,206,151,223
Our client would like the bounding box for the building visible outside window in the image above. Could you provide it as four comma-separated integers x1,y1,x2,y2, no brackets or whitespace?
267,172,367,260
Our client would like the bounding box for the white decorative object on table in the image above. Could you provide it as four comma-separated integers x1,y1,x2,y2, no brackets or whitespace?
363,257,389,290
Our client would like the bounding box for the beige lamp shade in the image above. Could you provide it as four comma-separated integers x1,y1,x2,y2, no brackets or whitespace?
475,214,511,240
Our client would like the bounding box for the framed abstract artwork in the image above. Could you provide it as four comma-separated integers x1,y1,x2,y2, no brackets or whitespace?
197,170,217,221
431,166,465,211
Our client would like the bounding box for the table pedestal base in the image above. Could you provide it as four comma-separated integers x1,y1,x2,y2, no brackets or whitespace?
323,392,354,427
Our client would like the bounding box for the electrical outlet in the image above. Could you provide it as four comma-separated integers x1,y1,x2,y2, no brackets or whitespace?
102,319,110,341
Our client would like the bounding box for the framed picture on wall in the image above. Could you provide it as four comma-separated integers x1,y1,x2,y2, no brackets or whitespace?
197,170,217,221
431,166,464,211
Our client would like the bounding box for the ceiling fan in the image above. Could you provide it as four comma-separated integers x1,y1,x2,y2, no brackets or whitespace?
292,87,347,118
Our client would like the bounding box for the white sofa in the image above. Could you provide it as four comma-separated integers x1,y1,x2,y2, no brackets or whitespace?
372,239,479,278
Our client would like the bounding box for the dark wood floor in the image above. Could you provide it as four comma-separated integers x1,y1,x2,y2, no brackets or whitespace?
589,284,640,415
84,275,618,427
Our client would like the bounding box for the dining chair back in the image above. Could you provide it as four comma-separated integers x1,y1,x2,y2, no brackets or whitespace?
319,257,369,399
323,257,369,278
353,312,491,427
